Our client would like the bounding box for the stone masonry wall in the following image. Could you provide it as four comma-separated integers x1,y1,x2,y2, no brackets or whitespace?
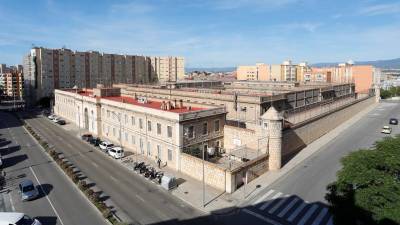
180,153,227,190
223,125,258,153
282,97,375,158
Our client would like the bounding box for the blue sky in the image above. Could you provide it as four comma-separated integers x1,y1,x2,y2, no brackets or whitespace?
0,0,399,67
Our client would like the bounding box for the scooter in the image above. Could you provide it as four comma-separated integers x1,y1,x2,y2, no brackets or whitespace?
144,167,154,178
134,162,144,171
155,171,164,184
139,165,148,174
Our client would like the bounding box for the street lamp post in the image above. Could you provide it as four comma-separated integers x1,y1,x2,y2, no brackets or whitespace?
202,144,205,207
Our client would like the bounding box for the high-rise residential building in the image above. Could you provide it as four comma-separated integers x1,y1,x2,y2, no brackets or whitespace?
0,64,24,98
296,62,312,82
281,60,297,82
23,47,185,104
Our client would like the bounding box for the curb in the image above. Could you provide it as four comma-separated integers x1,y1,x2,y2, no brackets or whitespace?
21,119,113,225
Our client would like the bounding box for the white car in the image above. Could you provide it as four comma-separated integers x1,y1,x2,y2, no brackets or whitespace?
0,212,41,225
47,114,56,120
52,117,61,123
99,141,114,152
381,126,392,134
108,146,124,159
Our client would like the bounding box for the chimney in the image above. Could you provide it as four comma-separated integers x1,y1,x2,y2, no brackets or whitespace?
134,93,137,100
188,106,192,111
179,99,183,109
174,99,177,108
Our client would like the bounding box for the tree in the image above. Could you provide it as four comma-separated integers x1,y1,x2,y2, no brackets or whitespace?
326,136,400,225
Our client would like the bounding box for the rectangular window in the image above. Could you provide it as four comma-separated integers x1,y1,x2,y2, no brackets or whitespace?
107,110,110,118
157,145,161,159
214,120,220,132
167,126,172,138
148,121,151,132
187,126,194,139
125,132,128,141
147,142,151,156
113,127,116,136
202,122,208,135
140,138,144,154
139,118,143,129
157,123,161,135
131,135,135,144
168,149,172,161
131,116,135,126
124,114,128,123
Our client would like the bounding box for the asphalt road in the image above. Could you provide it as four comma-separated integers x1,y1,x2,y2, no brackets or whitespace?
24,112,213,225
0,112,108,225
221,101,400,225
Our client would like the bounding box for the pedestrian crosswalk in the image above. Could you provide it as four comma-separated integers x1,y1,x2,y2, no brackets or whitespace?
244,189,333,225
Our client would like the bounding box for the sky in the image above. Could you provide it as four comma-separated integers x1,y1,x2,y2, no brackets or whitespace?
0,0,399,67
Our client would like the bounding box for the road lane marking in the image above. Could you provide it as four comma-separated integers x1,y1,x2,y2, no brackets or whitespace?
312,208,329,225
29,167,66,225
253,189,274,205
268,194,290,214
288,201,307,222
297,204,319,225
259,192,282,210
242,208,282,225
110,176,117,182
135,194,145,202
277,197,299,217
92,162,99,168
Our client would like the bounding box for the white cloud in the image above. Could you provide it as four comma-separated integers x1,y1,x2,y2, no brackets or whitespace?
197,0,300,10
359,2,400,16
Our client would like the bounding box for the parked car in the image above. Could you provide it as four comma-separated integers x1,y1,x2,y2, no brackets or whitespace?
0,212,42,225
19,179,39,201
47,114,56,120
108,146,124,159
52,117,61,123
389,118,398,125
99,141,114,152
56,119,66,125
89,137,101,146
81,133,93,141
381,126,392,134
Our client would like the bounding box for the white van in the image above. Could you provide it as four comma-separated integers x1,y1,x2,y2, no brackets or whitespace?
108,146,124,159
0,212,41,225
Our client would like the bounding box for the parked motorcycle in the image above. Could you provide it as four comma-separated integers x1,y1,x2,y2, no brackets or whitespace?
139,164,148,174
144,167,154,178
155,171,164,184
134,162,144,171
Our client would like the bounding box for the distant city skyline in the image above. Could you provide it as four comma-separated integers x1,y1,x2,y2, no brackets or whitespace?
0,0,399,67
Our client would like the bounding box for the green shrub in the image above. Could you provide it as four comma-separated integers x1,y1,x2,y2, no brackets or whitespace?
85,189,94,197
71,174,79,183
90,192,100,202
101,208,111,218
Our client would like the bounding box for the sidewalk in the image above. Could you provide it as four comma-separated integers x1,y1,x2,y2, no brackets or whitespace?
59,117,240,214
50,101,377,214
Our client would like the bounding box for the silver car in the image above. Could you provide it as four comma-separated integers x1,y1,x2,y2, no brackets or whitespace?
19,180,39,201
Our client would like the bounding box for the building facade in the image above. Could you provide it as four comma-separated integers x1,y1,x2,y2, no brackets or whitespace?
0,64,23,98
236,63,269,81
23,47,185,104
54,87,226,170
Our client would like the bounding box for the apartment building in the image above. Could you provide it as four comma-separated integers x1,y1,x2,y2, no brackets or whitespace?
0,64,23,98
54,87,226,170
237,61,310,82
236,63,269,81
23,47,185,104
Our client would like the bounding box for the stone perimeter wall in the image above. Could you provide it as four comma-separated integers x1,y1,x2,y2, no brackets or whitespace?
282,96,375,158
179,153,227,190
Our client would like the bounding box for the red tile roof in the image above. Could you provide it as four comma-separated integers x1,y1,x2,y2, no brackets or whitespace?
73,90,205,113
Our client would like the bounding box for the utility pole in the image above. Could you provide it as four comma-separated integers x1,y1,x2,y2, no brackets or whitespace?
202,143,206,207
